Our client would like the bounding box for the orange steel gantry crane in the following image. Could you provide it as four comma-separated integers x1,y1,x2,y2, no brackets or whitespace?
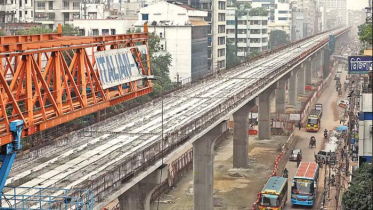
0,23,153,148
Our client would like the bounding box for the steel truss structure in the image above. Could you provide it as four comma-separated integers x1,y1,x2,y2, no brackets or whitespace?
0,24,153,147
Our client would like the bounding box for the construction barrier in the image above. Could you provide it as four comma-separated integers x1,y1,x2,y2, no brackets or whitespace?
248,130,258,135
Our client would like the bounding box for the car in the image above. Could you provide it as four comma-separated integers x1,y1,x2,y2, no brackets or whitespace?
337,99,349,108
289,149,302,161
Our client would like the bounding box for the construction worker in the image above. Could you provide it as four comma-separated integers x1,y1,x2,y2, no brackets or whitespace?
296,153,302,167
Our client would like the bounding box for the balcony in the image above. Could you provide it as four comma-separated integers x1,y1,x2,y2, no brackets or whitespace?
249,33,264,38
250,24,267,29
249,42,264,47
237,33,247,38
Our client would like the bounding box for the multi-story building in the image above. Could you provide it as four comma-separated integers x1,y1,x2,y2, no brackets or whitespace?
319,0,347,29
291,0,317,38
135,1,210,82
33,0,105,29
178,0,227,71
226,6,268,59
0,0,34,32
73,18,136,36
358,93,372,166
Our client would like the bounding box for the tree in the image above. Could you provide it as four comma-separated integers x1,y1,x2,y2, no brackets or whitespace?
269,30,290,50
127,28,142,33
248,7,269,16
147,32,174,96
226,42,240,68
235,2,251,16
60,24,79,36
246,50,261,60
342,163,373,210
16,26,53,35
358,23,372,45
0,30,6,36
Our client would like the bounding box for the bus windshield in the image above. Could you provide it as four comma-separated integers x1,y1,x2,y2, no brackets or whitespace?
307,118,318,125
260,194,279,207
292,179,315,195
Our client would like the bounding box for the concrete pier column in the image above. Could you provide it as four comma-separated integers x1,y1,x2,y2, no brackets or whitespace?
311,53,318,79
288,70,298,106
258,83,278,140
275,80,286,113
193,122,224,210
306,59,312,85
297,64,305,94
233,100,256,168
118,167,167,210
323,46,330,78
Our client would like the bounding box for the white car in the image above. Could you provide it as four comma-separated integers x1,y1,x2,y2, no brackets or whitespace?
289,149,302,161
337,99,349,108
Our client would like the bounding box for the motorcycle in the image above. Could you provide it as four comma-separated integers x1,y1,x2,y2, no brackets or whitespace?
283,171,289,178
324,132,328,139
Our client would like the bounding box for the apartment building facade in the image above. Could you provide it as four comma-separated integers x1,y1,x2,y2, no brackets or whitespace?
226,7,269,59
0,0,34,31
135,1,209,82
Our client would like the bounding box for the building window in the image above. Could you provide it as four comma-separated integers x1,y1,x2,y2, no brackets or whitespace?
142,14,149,21
160,32,163,38
237,29,246,34
25,11,27,15
278,17,288,20
19,0,22,7
49,1,53,10
226,29,235,34
92,29,99,35
227,20,235,25
31,11,33,17
238,38,246,43
73,2,79,10
79,29,85,36
237,20,247,25
111,29,116,35
262,29,267,33
102,29,109,35
218,60,225,68
202,3,209,9
63,1,69,9
218,25,225,33
278,10,288,14
218,13,225,21
160,44,164,50
262,20,267,25
218,1,225,10
218,37,225,45
218,49,225,57
19,11,22,17
37,2,45,10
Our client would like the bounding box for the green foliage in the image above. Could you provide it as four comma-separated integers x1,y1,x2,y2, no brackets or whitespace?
0,30,6,36
16,24,79,36
269,30,289,49
358,23,372,45
246,50,261,60
226,42,240,68
248,7,269,16
342,163,373,210
235,2,251,16
60,24,79,36
127,28,142,33
148,32,174,96
16,26,53,35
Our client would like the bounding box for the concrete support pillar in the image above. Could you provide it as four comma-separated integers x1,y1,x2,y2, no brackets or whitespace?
275,80,286,113
323,46,330,78
311,53,318,79
118,167,167,210
258,83,278,140
193,123,224,210
233,100,256,168
288,71,298,106
306,60,312,85
297,64,305,94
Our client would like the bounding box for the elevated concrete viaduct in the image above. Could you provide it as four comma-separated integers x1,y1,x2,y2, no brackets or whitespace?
4,27,350,210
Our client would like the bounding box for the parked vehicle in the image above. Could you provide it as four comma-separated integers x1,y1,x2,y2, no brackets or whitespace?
289,149,302,161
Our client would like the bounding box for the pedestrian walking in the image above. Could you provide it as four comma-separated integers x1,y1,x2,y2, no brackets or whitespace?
341,149,345,159
297,153,302,167
298,121,301,130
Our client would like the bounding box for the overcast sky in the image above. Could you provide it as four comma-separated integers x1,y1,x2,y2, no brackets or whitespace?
347,0,369,10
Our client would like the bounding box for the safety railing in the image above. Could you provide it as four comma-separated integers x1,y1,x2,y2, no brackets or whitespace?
1,187,93,210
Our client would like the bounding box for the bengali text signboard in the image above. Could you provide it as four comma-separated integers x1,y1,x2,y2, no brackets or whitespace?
348,56,372,74
95,46,147,89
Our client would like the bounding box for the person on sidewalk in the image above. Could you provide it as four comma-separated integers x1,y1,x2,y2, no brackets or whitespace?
341,149,345,160
297,153,302,167
298,121,301,130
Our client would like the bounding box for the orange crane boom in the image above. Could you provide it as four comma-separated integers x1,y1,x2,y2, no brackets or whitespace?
0,24,153,146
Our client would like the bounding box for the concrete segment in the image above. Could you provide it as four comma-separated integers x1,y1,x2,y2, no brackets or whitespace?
323,46,330,78
233,100,256,168
193,122,225,210
305,60,312,85
118,167,167,210
258,83,278,140
288,70,298,106
311,53,318,78
297,65,306,94
275,72,292,113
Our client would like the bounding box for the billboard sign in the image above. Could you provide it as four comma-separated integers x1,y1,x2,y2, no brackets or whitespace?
95,46,147,89
348,56,373,74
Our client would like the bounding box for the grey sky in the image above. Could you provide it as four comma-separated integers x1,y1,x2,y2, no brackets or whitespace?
347,0,369,10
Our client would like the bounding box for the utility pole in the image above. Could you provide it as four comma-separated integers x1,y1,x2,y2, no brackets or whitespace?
82,0,87,19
